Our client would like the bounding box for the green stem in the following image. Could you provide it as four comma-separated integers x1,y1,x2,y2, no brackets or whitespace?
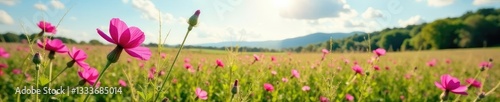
154,29,192,101
36,66,39,102
49,59,53,88
83,62,112,102
49,67,69,84
454,71,482,102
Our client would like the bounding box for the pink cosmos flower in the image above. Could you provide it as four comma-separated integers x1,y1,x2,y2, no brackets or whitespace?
291,69,300,78
373,66,380,71
118,79,127,87
12,69,21,75
159,70,165,76
479,62,492,69
68,47,90,69
445,59,451,64
78,67,99,85
0,47,9,58
271,56,276,62
373,48,386,57
184,58,191,63
0,63,7,69
352,65,363,75
427,59,437,67
195,87,208,100
319,96,329,102
466,78,481,88
253,54,260,61
97,18,151,61
302,86,310,91
282,78,288,82
37,39,68,53
185,63,192,69
434,74,468,95
37,21,57,34
263,83,274,92
322,49,329,54
271,70,277,75
346,94,354,101
160,53,167,59
148,71,154,80
216,59,224,68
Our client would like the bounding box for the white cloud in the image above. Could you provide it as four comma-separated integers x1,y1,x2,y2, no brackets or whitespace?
362,7,383,19
398,15,425,27
0,0,19,6
122,0,129,4
130,0,175,22
0,10,14,25
427,0,455,7
416,0,423,2
473,0,500,5
51,0,65,9
278,0,353,19
34,3,48,11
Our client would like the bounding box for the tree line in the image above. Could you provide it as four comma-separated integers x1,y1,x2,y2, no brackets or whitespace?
286,8,500,52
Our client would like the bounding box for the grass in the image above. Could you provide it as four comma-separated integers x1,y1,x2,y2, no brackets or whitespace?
0,42,499,101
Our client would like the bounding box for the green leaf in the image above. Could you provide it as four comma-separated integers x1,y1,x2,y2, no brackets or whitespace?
39,76,49,86
137,91,146,100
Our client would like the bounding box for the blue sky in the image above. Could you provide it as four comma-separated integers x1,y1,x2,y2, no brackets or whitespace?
0,0,499,45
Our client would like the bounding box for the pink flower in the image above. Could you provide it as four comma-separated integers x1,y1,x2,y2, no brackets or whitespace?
445,59,451,64
373,48,386,57
118,79,127,87
319,96,329,102
195,87,208,100
160,53,167,59
0,70,3,76
0,63,7,69
263,83,274,92
322,49,329,54
97,18,151,61
78,67,99,86
427,59,437,67
271,56,276,62
37,21,57,34
373,66,380,71
184,63,192,69
68,47,90,69
271,70,277,75
37,39,68,53
184,58,191,63
352,65,363,75
148,71,154,80
12,69,21,75
434,74,468,95
159,71,165,76
253,54,260,61
291,69,300,78
216,59,224,68
302,86,310,91
346,94,354,101
385,66,390,70
139,63,144,69
0,47,9,58
479,62,492,69
24,73,32,81
282,78,288,82
466,78,481,88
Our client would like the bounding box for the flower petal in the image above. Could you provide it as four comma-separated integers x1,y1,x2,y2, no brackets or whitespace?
124,46,151,60
97,28,115,44
122,27,144,48
109,18,128,42
435,82,445,90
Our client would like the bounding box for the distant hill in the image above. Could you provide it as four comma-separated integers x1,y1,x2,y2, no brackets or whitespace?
194,32,360,49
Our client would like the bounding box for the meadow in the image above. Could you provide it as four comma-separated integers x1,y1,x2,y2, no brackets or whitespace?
0,42,499,102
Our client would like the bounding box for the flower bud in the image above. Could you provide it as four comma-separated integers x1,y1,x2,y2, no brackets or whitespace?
48,51,56,60
489,58,493,62
107,46,123,63
79,80,86,86
66,60,75,68
188,10,201,29
32,52,43,65
231,80,238,95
